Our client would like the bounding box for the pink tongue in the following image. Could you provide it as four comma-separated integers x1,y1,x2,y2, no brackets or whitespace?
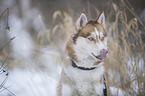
100,49,108,60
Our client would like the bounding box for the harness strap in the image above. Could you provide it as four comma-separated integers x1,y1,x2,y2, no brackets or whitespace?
103,75,107,96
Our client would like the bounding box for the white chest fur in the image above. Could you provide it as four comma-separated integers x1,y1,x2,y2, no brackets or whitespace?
63,65,104,96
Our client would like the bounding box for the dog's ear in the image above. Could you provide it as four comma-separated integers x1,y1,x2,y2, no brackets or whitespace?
97,12,106,29
75,13,88,30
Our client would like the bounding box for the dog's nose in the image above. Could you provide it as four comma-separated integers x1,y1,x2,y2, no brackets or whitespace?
101,49,108,54
100,49,108,60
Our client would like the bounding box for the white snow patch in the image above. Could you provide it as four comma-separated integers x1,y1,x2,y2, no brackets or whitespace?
0,68,60,96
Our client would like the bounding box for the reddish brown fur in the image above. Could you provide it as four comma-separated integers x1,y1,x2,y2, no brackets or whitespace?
73,20,107,44
65,41,78,62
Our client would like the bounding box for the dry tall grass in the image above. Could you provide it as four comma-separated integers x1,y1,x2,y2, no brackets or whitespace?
104,1,145,95
0,8,15,95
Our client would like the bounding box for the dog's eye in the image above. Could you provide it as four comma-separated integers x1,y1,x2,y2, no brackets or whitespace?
101,37,104,41
88,37,94,41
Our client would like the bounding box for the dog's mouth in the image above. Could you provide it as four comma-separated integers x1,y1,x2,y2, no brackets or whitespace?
92,49,108,61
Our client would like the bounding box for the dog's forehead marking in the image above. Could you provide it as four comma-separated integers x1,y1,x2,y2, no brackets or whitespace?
94,26,105,48
100,32,103,37
94,26,99,37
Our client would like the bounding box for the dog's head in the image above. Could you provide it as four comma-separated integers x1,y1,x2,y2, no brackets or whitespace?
66,12,108,66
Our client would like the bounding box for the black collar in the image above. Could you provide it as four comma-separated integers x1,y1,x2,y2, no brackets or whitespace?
71,60,97,71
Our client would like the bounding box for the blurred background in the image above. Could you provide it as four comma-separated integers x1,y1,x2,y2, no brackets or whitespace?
0,0,145,96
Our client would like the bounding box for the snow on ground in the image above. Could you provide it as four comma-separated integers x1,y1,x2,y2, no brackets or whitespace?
0,66,61,96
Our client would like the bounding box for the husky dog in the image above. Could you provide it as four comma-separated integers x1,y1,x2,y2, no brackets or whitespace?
57,12,108,96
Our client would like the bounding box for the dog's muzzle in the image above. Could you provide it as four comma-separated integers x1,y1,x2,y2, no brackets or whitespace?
92,49,108,60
